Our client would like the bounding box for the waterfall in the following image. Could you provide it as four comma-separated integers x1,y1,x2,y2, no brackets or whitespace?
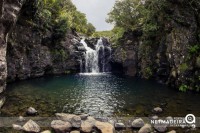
80,38,111,74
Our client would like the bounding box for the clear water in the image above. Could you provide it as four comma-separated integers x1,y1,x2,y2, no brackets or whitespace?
2,74,200,118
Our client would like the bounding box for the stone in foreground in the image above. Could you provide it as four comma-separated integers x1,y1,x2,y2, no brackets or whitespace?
55,113,81,128
138,124,152,133
23,119,40,133
131,118,145,128
41,130,52,133
70,130,80,133
115,123,126,129
95,121,115,133
51,120,72,133
167,130,176,133
26,107,38,116
81,121,93,132
12,124,23,131
154,122,168,132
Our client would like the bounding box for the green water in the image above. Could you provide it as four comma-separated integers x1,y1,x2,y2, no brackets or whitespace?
1,74,200,118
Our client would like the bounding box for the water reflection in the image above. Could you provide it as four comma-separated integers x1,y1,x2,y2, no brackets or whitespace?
2,74,200,118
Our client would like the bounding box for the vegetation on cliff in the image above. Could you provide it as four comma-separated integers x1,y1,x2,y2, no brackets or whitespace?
23,0,95,38
107,0,200,91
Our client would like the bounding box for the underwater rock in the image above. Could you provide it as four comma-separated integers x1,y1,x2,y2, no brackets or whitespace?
95,121,115,133
51,120,72,133
26,107,38,116
18,116,25,122
12,124,23,131
151,115,159,120
131,118,145,128
138,124,152,133
23,119,40,133
153,107,163,113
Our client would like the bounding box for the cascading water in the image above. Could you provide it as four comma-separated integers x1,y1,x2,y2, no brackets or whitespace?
80,38,111,74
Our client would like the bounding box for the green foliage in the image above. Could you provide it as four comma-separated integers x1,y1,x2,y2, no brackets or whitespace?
34,0,95,38
189,45,200,55
93,27,125,46
179,85,188,92
144,67,153,79
179,63,188,73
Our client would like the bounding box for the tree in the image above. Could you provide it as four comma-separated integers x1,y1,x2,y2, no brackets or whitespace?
86,23,96,36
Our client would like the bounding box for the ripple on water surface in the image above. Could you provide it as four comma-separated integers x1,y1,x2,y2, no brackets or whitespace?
2,74,200,118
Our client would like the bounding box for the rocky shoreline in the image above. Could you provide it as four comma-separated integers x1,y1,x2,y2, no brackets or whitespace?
8,106,196,133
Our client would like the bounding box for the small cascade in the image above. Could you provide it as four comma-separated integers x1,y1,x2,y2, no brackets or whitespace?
80,38,111,74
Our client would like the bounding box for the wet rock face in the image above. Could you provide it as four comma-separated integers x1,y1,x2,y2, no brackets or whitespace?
111,1,200,90
0,0,25,93
6,24,81,81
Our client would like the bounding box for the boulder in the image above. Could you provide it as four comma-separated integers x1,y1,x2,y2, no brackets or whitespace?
72,115,82,128
115,123,126,129
138,124,152,133
85,116,96,125
12,124,23,131
95,121,115,133
23,119,40,133
153,107,163,113
79,114,89,120
41,130,52,133
18,116,25,122
131,118,145,128
26,107,38,116
55,113,81,128
70,131,80,133
151,115,159,120
154,122,168,132
81,121,93,133
51,120,72,133
168,130,176,133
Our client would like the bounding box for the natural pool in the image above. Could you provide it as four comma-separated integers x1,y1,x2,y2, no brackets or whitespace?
1,74,200,119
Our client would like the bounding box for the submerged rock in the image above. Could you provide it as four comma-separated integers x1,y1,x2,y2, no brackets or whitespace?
18,116,25,122
151,115,159,120
131,118,145,128
26,107,38,116
23,119,40,133
51,120,72,133
153,107,163,113
138,124,152,133
12,124,23,131
95,121,115,133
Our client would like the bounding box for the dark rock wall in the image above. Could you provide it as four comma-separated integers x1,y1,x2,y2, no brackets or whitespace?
0,0,25,94
112,1,200,90
7,23,81,82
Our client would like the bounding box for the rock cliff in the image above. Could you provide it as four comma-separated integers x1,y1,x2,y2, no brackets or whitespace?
112,0,200,91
